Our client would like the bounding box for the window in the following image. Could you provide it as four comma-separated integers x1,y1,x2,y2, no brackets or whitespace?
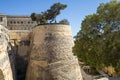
14,21,16,24
28,21,30,24
0,17,3,22
10,21,12,24
21,21,23,24
17,21,19,24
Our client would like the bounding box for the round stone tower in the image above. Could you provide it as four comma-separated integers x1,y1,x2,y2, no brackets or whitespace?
26,24,83,80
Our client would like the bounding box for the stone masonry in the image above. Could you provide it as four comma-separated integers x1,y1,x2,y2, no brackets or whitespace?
26,25,83,80
0,14,83,80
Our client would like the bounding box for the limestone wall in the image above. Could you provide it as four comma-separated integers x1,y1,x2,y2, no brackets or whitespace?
0,25,13,80
26,25,83,80
8,30,31,40
8,30,31,57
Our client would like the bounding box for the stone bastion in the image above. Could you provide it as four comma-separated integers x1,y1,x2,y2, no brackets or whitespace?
26,24,83,80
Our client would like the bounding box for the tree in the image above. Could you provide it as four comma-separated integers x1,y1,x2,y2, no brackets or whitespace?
31,13,47,24
73,0,120,76
30,3,67,24
46,2,67,23
31,13,36,21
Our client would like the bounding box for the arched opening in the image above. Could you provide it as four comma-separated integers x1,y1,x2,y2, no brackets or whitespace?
0,69,4,80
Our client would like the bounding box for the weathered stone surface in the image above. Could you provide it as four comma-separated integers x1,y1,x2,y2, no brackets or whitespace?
8,30,31,41
0,25,13,80
26,25,83,80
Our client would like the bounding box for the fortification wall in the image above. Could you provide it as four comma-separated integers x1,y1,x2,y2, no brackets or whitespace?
8,30,31,40
8,30,31,56
8,30,31,80
0,25,13,80
26,25,83,80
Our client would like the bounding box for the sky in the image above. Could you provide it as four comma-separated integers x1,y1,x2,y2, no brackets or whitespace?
0,0,118,36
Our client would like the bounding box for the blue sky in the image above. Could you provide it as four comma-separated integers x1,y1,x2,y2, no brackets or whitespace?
0,0,119,36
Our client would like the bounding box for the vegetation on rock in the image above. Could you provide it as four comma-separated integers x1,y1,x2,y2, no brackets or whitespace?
73,0,120,76
31,2,69,25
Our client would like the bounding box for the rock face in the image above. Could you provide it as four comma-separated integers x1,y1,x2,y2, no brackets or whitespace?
26,25,83,80
0,25,13,80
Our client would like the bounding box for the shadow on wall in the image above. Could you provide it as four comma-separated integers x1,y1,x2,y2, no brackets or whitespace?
0,69,4,80
9,38,31,80
15,40,30,80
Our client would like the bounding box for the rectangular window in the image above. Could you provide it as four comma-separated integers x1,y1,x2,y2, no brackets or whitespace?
0,17,3,22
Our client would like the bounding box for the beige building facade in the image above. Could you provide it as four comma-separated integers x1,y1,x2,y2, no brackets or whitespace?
0,14,7,27
0,14,37,30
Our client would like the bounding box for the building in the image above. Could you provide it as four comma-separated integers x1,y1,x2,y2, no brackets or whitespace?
0,14,37,30
0,14,7,27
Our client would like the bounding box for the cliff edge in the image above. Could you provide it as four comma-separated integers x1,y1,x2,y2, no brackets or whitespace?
0,25,13,80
